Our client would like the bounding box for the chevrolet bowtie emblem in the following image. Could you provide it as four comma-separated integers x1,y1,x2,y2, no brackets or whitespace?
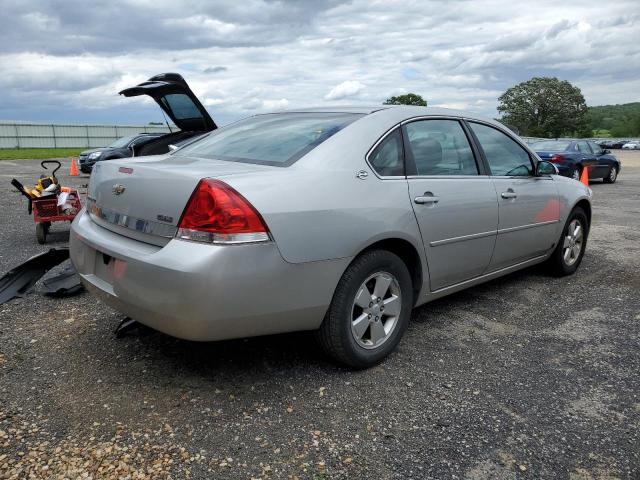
112,184,126,195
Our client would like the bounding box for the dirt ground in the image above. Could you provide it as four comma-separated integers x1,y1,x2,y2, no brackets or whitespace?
0,151,639,479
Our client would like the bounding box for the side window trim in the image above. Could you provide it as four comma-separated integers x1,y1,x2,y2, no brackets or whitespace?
459,120,490,176
464,120,536,177
401,117,483,178
365,124,407,179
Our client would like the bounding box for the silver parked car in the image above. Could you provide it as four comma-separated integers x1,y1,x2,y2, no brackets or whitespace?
70,104,592,368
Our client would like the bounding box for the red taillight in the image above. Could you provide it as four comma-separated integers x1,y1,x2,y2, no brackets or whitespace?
176,179,269,244
550,154,565,164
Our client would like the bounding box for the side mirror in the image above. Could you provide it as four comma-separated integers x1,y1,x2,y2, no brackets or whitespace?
536,160,559,176
602,149,610,154
168,144,179,152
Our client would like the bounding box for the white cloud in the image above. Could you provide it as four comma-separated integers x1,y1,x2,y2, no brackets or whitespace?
1,0,639,124
324,80,366,100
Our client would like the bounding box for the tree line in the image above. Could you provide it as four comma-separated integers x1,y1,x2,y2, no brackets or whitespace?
383,77,639,138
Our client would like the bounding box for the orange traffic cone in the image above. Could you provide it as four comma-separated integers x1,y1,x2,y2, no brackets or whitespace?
579,166,589,186
69,157,79,176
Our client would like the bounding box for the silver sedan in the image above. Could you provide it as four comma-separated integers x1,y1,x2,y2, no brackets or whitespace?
70,106,592,368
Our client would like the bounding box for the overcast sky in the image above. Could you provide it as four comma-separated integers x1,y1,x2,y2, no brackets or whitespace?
1,0,639,126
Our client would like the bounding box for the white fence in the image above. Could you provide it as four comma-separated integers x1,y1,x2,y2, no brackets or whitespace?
0,121,172,149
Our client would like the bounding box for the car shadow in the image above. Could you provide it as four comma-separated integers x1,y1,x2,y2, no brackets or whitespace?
115,323,344,378
104,263,551,378
410,262,549,325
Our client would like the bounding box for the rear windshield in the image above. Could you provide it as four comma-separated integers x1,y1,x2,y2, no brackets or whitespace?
163,94,200,120
530,140,571,151
177,112,363,166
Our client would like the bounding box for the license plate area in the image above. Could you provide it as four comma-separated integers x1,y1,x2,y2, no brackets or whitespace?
94,251,127,284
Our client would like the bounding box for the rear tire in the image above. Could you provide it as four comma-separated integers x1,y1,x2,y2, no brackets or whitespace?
603,166,618,184
547,207,588,276
316,249,413,369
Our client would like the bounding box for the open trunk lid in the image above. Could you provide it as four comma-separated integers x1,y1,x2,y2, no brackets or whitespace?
87,156,270,246
119,73,217,133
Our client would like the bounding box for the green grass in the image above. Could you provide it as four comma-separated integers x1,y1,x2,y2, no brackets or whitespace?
0,148,84,160
592,129,612,138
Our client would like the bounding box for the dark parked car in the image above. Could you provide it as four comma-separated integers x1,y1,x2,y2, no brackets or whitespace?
609,140,630,149
79,133,164,173
79,72,217,173
531,139,621,183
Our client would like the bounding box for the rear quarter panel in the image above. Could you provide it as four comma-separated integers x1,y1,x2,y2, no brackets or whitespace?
222,112,426,266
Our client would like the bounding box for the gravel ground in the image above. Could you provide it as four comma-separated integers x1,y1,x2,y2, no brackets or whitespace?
0,153,639,479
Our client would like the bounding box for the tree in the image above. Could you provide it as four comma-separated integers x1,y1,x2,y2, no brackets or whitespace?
383,93,427,106
497,77,588,138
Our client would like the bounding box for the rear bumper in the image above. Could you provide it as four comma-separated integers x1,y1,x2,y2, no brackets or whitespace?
70,210,350,341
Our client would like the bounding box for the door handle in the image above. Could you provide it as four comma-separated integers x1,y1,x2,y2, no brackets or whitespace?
501,189,517,199
414,192,439,205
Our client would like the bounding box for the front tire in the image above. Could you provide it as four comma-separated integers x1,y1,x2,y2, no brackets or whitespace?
316,249,413,368
603,165,618,184
547,208,588,276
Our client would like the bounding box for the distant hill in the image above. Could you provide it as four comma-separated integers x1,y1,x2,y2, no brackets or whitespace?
588,102,640,137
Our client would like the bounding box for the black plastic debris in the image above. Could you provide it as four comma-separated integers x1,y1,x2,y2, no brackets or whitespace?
115,317,141,338
41,264,84,297
0,248,70,304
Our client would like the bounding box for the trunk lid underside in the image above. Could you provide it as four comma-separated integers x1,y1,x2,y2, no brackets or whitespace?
119,73,217,133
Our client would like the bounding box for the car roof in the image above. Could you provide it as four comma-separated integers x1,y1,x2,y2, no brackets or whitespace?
276,105,507,129
279,106,391,114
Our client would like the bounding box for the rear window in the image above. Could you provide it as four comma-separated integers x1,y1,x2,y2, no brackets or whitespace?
177,112,363,166
162,94,201,120
530,140,571,151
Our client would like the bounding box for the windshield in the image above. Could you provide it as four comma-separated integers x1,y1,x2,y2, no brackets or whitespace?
531,140,571,151
109,136,137,148
177,112,363,166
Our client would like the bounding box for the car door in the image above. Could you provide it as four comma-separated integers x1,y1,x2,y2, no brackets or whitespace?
467,121,560,271
404,118,498,291
587,141,612,179
576,140,599,177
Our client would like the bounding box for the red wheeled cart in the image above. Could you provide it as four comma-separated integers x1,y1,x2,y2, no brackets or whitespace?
10,160,83,244
31,189,82,244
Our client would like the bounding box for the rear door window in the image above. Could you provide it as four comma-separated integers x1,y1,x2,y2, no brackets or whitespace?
469,122,533,176
588,141,603,155
404,119,478,176
577,141,592,154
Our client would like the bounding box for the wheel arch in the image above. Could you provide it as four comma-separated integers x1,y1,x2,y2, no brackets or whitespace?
573,199,592,229
357,237,424,306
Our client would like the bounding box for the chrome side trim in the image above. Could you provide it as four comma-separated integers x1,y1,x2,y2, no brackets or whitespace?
407,175,491,180
429,229,496,247
497,219,558,235
86,199,176,238
430,254,548,295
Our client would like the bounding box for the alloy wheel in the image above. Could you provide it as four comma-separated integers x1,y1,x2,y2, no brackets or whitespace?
562,219,584,266
351,272,401,349
609,167,617,182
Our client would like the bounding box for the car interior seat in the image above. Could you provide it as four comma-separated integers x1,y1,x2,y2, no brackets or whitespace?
411,137,443,175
